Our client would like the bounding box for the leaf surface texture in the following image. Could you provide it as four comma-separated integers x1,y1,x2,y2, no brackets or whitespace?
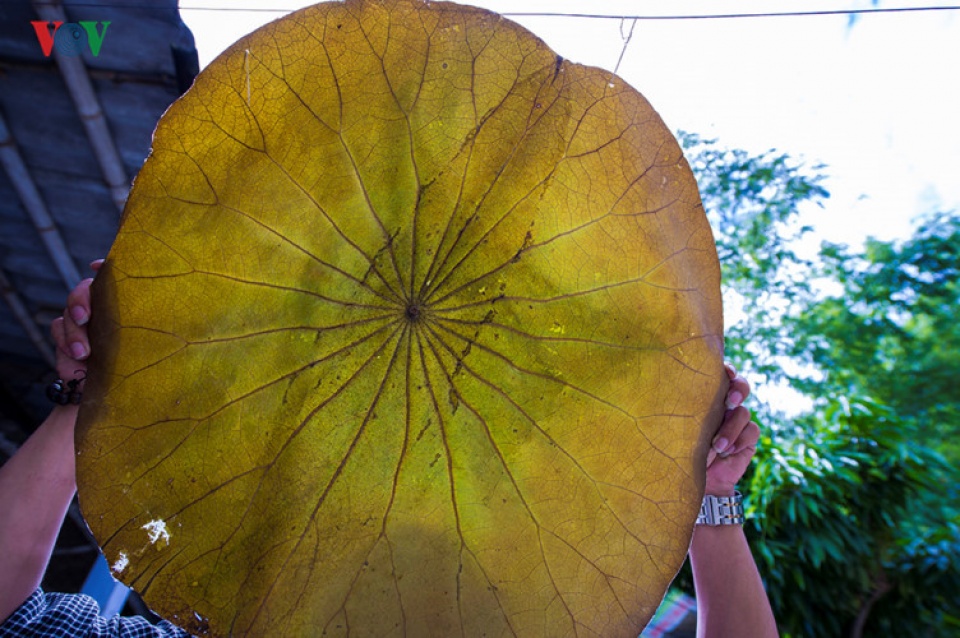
78,1,726,635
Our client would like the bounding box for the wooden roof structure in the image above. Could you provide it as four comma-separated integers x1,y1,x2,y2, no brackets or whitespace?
0,0,198,599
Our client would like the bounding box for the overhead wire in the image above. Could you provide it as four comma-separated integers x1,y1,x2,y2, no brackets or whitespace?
27,2,960,18
501,5,960,20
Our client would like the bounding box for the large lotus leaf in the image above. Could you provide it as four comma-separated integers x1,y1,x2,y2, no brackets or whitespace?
77,0,726,635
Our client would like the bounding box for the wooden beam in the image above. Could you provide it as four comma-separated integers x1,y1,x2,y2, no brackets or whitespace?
0,269,57,368
0,112,83,292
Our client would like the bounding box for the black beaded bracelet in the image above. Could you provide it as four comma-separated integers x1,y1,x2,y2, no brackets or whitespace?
46,377,84,405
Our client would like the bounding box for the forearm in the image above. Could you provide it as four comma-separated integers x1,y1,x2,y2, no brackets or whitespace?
689,522,778,638
0,405,78,623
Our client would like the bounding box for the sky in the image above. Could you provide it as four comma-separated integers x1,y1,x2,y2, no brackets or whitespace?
180,0,960,253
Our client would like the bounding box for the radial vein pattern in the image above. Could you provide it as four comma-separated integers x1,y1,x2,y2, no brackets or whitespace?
77,1,726,636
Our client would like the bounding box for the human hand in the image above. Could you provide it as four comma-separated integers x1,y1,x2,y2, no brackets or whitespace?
49,260,103,393
704,363,759,496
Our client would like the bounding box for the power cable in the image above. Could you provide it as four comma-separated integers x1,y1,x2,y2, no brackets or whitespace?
502,5,960,20
27,2,960,18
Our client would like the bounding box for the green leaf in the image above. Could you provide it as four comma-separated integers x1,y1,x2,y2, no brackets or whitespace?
76,1,726,635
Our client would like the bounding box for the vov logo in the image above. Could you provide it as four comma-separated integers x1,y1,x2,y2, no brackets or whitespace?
31,21,111,57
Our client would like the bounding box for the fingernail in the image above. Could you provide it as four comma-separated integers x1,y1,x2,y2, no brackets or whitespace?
70,306,89,326
726,391,743,409
712,437,729,453
725,364,737,379
70,342,88,360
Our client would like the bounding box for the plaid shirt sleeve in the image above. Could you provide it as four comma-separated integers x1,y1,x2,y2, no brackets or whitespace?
0,589,193,638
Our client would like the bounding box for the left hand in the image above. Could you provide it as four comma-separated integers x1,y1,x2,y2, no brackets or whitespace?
50,260,103,386
704,363,759,496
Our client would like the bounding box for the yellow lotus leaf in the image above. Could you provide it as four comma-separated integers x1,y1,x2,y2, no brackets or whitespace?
77,0,726,635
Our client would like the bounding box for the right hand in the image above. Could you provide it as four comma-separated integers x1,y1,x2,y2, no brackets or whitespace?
704,363,759,496
50,260,103,384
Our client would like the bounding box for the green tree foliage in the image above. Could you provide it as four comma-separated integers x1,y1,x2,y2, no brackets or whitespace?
680,132,827,390
747,404,959,637
792,212,960,462
680,133,960,637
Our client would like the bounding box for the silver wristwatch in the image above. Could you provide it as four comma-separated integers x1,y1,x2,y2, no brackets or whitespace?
696,491,745,526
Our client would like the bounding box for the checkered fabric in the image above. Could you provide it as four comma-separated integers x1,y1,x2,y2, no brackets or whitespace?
3,586,697,637
641,588,697,638
0,589,191,638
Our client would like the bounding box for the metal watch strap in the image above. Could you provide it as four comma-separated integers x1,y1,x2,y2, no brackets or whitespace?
696,491,745,526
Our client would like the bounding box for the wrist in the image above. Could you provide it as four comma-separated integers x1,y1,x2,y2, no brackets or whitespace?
50,402,80,414
704,481,737,497
46,403,80,429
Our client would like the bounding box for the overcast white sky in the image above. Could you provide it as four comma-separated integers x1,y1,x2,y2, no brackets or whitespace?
180,0,960,251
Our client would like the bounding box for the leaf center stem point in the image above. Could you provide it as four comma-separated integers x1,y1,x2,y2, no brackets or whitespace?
405,303,422,322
